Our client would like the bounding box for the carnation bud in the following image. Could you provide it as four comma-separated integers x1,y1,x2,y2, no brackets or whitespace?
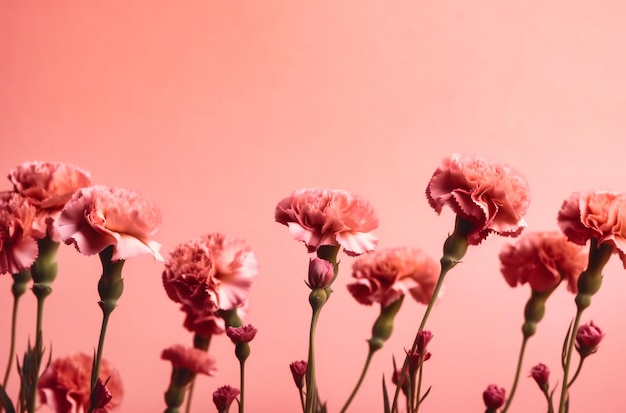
529,363,550,391
307,257,334,289
289,360,307,389
575,320,605,357
212,385,240,413
482,384,505,411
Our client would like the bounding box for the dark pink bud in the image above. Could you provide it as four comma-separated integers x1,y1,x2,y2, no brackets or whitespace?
226,324,257,344
416,330,433,353
575,320,605,357
405,348,431,375
90,377,113,409
289,360,307,389
212,385,240,412
482,384,505,410
529,363,550,390
307,257,334,289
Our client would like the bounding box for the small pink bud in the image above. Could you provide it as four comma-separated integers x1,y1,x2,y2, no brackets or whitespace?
482,384,505,410
529,363,550,390
307,257,334,289
226,324,257,344
575,320,605,357
289,360,307,389
212,385,240,412
416,330,433,353
90,377,113,409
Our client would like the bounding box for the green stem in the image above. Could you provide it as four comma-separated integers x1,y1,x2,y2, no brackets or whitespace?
558,309,582,413
501,336,529,413
340,347,375,413
298,388,305,413
3,270,31,389
566,357,585,388
239,359,245,413
304,298,324,413
414,353,425,413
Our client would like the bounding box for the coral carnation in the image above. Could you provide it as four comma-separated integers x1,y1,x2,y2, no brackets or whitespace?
557,191,626,267
161,344,217,376
275,188,379,256
499,231,587,293
0,192,45,274
9,161,92,241
426,154,530,245
38,352,123,413
58,185,162,261
347,247,439,307
162,233,258,314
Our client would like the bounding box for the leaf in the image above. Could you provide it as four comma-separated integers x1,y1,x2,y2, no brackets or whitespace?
382,375,391,413
418,385,432,405
0,384,16,413
561,319,574,369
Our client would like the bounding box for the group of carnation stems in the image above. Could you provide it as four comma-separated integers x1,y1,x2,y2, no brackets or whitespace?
302,215,607,413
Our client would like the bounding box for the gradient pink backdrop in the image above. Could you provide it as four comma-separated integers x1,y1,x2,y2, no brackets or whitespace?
2,1,626,412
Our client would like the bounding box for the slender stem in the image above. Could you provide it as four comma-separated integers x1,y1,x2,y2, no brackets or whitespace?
3,270,31,388
239,360,245,413
304,303,323,413
90,309,112,395
183,381,195,413
566,358,585,388
298,388,305,413
340,348,375,413
414,354,425,413
558,309,583,413
501,336,529,413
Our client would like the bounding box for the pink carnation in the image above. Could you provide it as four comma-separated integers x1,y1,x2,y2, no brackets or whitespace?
161,344,217,376
0,192,45,274
182,308,226,337
212,385,240,412
162,233,258,313
226,324,258,344
275,188,379,256
38,352,123,413
575,320,605,357
426,154,530,245
558,191,626,267
9,161,91,241
347,247,439,307
499,231,587,293
58,185,162,261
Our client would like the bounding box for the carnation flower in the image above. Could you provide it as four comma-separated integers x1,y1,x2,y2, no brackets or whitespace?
575,320,605,357
307,257,334,289
0,192,45,274
347,247,439,307
162,233,258,319
161,344,217,376
499,231,587,293
289,360,307,389
8,161,92,241
182,308,227,337
482,384,505,410
426,154,530,245
38,352,123,413
212,385,240,412
557,191,626,267
275,188,379,256
529,363,550,390
57,185,162,261
226,324,257,344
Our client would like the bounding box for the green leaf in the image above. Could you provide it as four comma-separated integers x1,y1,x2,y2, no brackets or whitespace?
382,375,390,413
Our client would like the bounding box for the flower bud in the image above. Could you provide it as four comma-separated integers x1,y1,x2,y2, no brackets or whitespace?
213,385,240,413
482,384,505,410
289,360,307,389
226,325,257,344
307,257,334,289
576,320,605,357
529,363,550,391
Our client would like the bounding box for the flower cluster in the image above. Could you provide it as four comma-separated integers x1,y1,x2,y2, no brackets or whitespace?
1,153,622,413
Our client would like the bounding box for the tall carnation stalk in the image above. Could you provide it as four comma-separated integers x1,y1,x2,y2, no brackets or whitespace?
275,188,379,413
391,154,531,413
58,185,162,413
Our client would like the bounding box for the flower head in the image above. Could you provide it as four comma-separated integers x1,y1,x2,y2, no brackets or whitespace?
416,330,433,354
162,233,258,328
289,360,307,389
212,385,240,412
275,188,379,256
58,185,162,261
307,257,335,289
347,247,439,307
558,191,626,267
482,384,506,410
161,345,217,376
499,231,587,293
9,161,92,241
0,192,45,275
529,363,550,390
575,320,605,357
38,352,122,413
426,154,530,245
226,324,257,344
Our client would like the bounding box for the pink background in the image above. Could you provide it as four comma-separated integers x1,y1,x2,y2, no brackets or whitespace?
2,1,626,412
